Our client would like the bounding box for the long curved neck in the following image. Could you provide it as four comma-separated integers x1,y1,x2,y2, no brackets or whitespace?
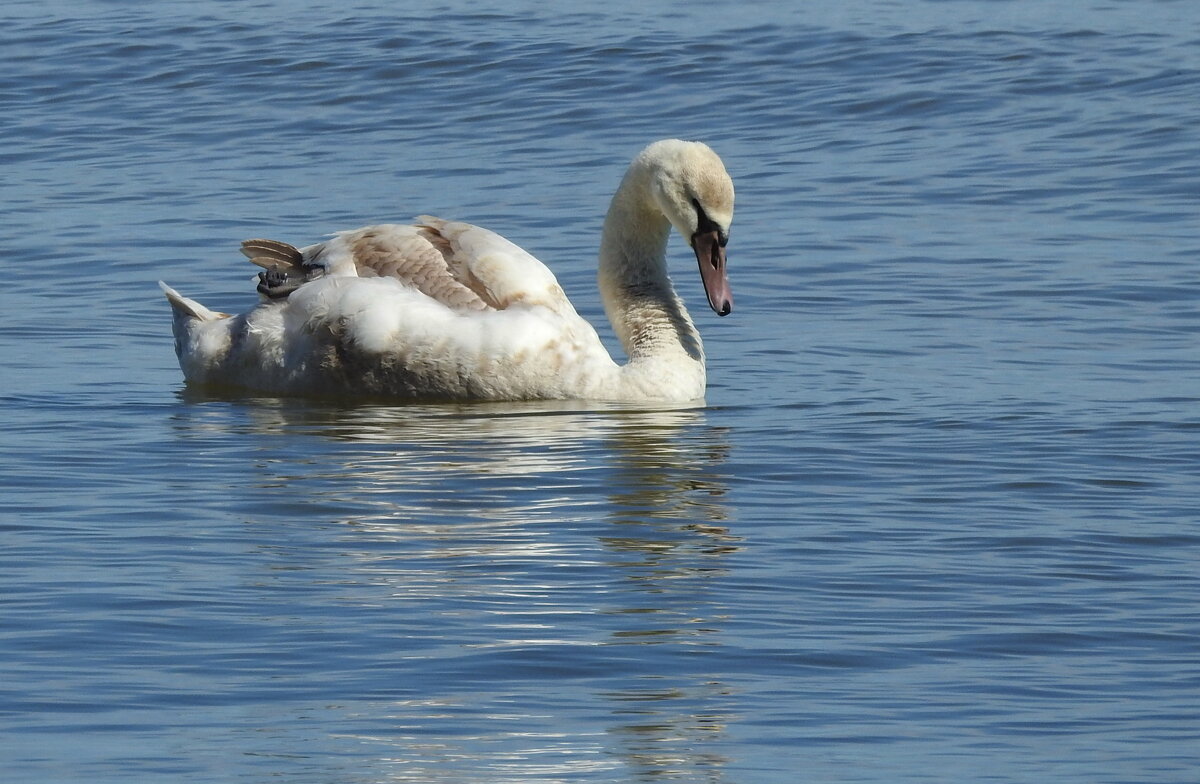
597,166,704,373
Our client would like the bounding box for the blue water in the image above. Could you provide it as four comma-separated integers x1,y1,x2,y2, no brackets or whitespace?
2,1,1198,781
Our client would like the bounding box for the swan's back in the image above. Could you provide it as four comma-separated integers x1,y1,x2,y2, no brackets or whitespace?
251,218,574,317
165,218,617,400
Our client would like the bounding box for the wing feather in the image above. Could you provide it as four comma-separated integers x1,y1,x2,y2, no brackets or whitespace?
240,239,304,268
414,216,575,315
241,218,577,316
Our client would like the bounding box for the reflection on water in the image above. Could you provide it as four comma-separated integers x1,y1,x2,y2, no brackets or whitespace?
604,681,735,783
170,395,739,781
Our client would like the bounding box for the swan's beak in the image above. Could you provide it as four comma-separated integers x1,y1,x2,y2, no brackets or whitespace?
692,229,732,316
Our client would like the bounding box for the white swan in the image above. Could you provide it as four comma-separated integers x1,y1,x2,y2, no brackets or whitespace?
160,139,734,402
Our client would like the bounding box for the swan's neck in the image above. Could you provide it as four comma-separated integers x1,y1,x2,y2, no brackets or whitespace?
596,167,705,398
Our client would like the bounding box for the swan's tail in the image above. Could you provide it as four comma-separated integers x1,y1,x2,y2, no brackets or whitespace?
158,281,223,321
159,282,234,383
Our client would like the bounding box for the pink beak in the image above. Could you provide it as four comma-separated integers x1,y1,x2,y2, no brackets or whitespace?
692,229,732,316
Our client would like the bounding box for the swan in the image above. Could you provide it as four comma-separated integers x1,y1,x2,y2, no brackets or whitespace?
160,139,734,402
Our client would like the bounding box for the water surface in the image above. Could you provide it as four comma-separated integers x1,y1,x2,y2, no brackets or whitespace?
2,1,1198,781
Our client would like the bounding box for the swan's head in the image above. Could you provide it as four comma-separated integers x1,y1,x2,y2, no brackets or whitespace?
642,139,735,316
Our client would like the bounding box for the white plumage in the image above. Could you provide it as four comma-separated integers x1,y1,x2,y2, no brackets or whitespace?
160,139,735,402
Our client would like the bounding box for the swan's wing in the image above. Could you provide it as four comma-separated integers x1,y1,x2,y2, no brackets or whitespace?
241,219,574,316
242,225,487,310
414,216,575,316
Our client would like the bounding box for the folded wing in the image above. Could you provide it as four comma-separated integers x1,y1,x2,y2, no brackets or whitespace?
242,218,575,317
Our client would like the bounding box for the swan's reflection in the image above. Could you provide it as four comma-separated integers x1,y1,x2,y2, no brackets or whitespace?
172,394,739,782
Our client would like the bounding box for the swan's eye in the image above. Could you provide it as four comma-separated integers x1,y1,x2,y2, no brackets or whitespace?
692,197,728,247
692,198,717,232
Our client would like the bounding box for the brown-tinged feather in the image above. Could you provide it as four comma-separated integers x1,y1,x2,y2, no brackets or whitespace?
240,238,304,269
345,227,492,312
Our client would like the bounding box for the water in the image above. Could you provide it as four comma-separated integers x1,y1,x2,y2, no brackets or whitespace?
2,1,1198,781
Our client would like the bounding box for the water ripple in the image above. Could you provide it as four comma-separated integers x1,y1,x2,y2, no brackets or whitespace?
3,2,1199,782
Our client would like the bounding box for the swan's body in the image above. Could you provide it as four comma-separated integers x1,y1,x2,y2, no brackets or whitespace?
160,139,734,402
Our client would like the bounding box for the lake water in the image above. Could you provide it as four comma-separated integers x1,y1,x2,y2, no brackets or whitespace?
2,1,1198,781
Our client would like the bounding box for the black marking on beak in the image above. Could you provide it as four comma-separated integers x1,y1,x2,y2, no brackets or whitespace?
690,199,732,316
